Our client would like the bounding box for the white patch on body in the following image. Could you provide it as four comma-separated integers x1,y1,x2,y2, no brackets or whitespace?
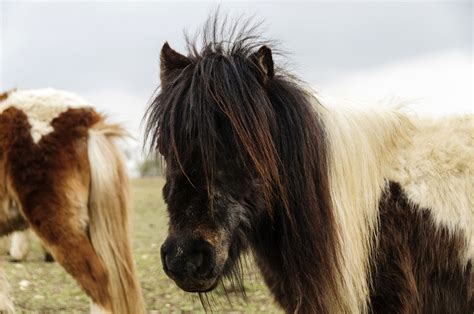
388,115,474,262
321,99,411,313
320,95,472,311
0,88,91,142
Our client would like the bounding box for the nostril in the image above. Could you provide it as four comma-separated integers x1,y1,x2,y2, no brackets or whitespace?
190,243,216,278
165,254,172,271
186,252,204,274
160,241,173,273
193,252,204,268
161,236,217,281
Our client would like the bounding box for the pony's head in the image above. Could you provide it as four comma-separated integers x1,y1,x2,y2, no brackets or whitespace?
145,18,337,310
149,33,279,292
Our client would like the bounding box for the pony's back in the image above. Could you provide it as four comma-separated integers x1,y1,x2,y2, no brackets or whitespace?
389,114,474,259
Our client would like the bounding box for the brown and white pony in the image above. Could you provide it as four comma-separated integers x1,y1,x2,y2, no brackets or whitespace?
0,88,145,313
145,18,473,313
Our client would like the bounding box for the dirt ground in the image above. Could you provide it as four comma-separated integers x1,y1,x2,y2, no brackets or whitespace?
2,177,281,313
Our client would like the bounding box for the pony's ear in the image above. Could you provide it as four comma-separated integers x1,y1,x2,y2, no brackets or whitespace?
253,46,274,82
160,42,191,83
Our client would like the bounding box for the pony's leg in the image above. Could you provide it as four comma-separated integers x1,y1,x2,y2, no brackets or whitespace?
17,169,113,311
0,266,14,313
0,236,10,255
9,230,30,262
42,244,54,263
26,197,112,312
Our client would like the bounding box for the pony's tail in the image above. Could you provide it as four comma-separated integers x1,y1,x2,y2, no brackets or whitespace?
87,120,146,314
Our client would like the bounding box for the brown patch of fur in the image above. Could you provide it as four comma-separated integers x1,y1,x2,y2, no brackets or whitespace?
0,107,112,310
0,210,28,236
0,90,12,102
370,182,473,313
192,226,222,247
0,157,29,235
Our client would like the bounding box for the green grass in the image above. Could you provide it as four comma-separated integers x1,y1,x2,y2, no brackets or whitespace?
3,177,281,313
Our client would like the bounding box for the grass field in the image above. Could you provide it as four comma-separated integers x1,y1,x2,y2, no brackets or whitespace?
2,177,281,313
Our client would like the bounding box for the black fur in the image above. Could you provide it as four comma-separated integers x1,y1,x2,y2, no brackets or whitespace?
145,14,340,313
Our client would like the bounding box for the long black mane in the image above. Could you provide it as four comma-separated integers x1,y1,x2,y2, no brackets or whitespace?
145,15,341,313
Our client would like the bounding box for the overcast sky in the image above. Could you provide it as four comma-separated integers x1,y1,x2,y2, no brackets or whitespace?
1,1,472,147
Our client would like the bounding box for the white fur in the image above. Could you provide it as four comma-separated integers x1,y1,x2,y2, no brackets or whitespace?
88,124,146,313
321,99,412,312
320,95,472,311
9,231,30,261
388,115,474,262
0,88,91,142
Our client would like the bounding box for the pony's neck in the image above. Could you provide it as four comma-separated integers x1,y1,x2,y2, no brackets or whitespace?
250,216,313,312
324,100,414,312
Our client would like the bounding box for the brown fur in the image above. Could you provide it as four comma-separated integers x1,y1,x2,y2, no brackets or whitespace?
0,158,29,236
0,206,28,236
0,107,113,309
148,18,342,312
0,92,28,235
370,181,473,313
0,91,12,102
0,107,144,313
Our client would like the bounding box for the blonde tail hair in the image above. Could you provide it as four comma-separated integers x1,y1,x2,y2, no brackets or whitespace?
87,121,146,314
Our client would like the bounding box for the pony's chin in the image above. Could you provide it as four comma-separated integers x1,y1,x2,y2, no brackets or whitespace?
175,277,219,293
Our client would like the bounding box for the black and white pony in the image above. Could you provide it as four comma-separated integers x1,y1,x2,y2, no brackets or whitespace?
145,17,473,313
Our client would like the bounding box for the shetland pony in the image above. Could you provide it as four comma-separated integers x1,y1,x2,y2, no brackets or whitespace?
0,89,146,314
145,18,473,313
